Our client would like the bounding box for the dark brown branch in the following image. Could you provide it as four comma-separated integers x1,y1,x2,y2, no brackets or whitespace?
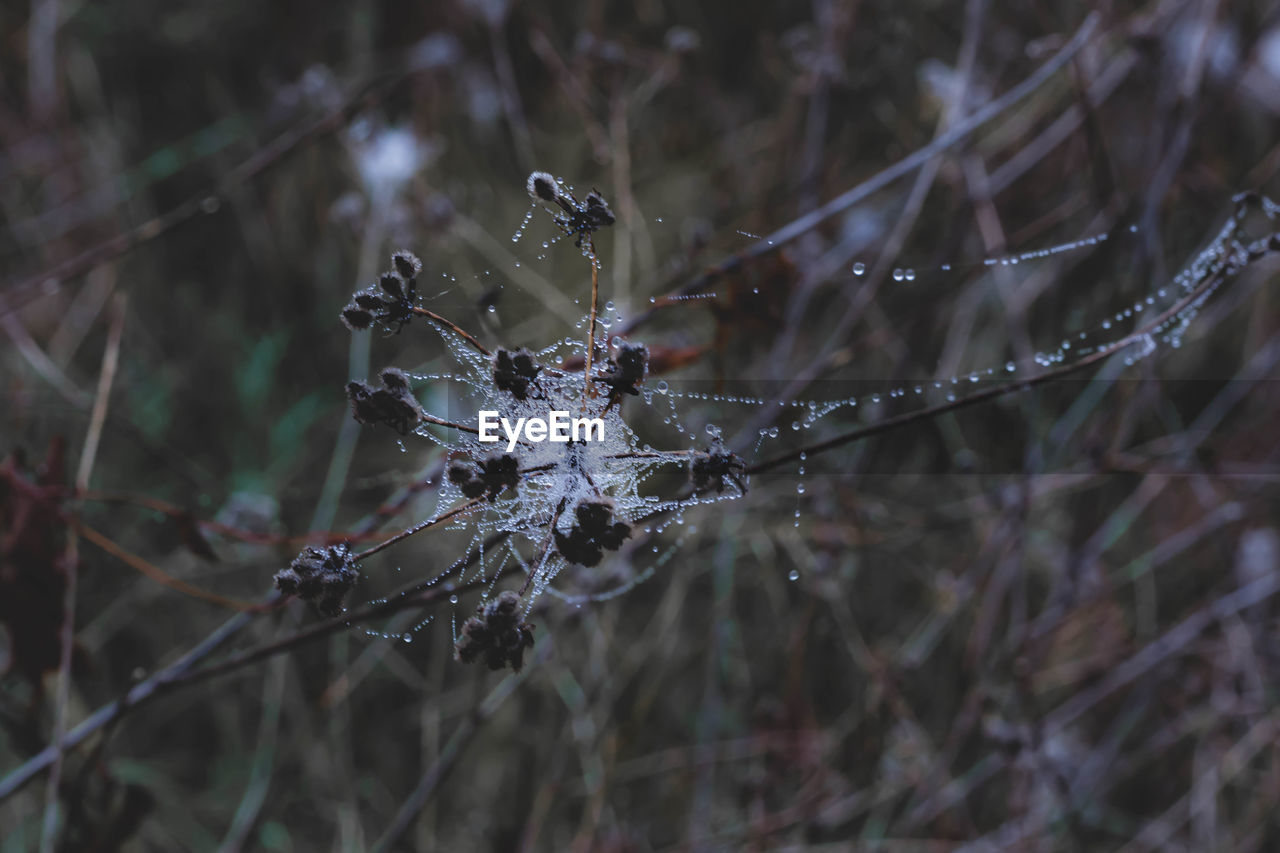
746,244,1244,476
411,307,491,356
352,499,484,561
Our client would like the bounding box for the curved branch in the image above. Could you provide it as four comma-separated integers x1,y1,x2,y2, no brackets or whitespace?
746,224,1262,476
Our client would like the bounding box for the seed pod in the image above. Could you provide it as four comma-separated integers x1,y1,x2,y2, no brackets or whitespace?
454,590,536,672
378,272,405,300
526,171,559,203
391,250,422,280
274,544,359,617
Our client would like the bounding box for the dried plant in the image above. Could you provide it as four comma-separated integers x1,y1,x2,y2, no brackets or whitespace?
7,8,1280,847
276,177,1280,680
280,175,754,666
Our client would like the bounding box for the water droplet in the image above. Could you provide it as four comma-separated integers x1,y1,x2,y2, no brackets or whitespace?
788,569,800,581
449,594,458,604
657,380,669,394
904,268,916,282
852,262,866,275
892,268,905,282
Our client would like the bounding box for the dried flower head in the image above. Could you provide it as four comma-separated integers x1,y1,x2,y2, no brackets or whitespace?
583,191,615,229
325,174,753,623
526,171,559,203
274,544,359,616
525,171,616,249
340,304,375,331
554,498,632,567
601,342,648,401
346,368,421,435
448,453,520,501
690,443,747,494
492,348,543,401
391,250,423,280
340,252,422,333
454,590,536,672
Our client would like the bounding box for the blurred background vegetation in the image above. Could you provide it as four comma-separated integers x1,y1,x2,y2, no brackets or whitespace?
3,0,1280,849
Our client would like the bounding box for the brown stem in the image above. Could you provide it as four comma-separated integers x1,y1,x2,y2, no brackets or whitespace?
353,498,484,561
607,450,698,460
519,501,564,596
72,519,264,611
747,256,1235,476
81,488,385,547
411,307,491,356
583,250,600,412
419,411,481,435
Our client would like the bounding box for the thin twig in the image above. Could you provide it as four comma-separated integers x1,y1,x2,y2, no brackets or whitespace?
0,603,268,802
71,519,263,611
353,498,484,561
371,662,532,852
0,313,90,407
0,532,511,804
43,294,126,853
618,13,1101,337
583,252,601,412
80,488,376,547
745,240,1243,476
74,293,127,489
419,411,482,436
412,307,491,356
519,501,564,596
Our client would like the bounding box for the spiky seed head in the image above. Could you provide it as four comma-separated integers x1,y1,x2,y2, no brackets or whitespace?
527,171,558,203
379,366,410,391
379,272,406,299
341,306,374,330
391,250,422,280
353,290,385,310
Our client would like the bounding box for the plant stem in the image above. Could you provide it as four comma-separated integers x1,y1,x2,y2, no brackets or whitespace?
583,250,600,412
412,307,491,356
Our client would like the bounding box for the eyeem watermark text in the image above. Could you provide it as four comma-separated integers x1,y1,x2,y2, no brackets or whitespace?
478,411,605,451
